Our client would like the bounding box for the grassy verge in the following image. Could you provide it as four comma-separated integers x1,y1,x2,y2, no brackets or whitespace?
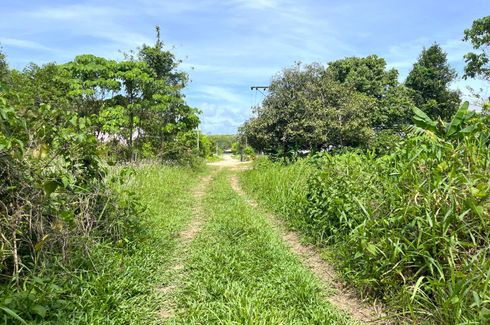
240,147,490,324
238,157,314,234
0,165,201,324
170,169,351,324
64,165,202,323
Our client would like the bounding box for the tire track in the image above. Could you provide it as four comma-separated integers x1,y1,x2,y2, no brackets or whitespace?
230,174,389,324
157,169,218,320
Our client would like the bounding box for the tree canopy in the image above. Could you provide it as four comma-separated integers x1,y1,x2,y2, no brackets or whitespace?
405,44,461,121
0,50,7,85
463,15,490,81
242,57,415,155
0,27,204,163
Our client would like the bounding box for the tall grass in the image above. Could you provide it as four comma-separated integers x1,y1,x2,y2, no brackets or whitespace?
239,157,314,232
240,121,490,323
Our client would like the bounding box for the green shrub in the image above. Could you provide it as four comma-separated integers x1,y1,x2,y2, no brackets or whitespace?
241,104,490,323
0,90,145,323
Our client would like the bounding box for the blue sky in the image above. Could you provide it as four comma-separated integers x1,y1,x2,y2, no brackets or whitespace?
1,0,489,134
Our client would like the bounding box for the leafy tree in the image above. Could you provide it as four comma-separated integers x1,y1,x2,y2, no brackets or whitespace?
241,63,377,155
208,134,236,152
376,85,415,129
141,89,200,159
8,63,72,109
114,60,154,159
134,28,199,159
463,16,490,81
242,63,326,154
61,48,199,162
0,50,8,86
63,55,119,118
326,55,398,99
405,44,461,121
326,55,413,130
1,32,204,165
5,63,79,153
139,26,188,87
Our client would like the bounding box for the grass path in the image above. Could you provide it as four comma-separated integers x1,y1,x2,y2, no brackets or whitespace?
157,168,220,320
130,160,383,324
166,168,353,324
122,166,203,324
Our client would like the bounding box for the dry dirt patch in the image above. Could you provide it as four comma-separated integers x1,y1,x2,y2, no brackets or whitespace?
207,154,252,170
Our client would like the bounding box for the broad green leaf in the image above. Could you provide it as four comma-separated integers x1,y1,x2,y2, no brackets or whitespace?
31,305,47,318
446,101,469,137
412,107,437,132
43,180,60,196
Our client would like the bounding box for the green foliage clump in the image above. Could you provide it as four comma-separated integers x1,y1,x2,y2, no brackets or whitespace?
241,58,416,157
207,134,235,153
0,29,205,321
241,103,490,324
231,141,256,161
463,15,490,81
0,51,8,86
405,44,461,121
0,165,199,323
2,27,201,165
0,88,145,322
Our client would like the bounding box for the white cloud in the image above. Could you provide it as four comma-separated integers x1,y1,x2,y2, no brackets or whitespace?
196,85,247,104
2,0,489,134
181,63,278,81
198,102,250,134
229,0,281,10
139,0,215,15
26,5,123,21
0,37,53,52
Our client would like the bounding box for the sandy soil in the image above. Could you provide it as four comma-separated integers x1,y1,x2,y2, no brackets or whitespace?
207,154,252,170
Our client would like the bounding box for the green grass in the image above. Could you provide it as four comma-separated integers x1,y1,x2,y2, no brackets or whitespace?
65,165,203,323
58,165,202,323
169,169,351,324
207,155,223,162
0,165,201,324
89,165,202,323
239,157,314,234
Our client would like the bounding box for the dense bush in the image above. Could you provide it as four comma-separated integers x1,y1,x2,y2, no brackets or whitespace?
241,103,490,324
0,85,148,319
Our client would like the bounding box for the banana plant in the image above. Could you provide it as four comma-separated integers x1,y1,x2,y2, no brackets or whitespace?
410,101,479,140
